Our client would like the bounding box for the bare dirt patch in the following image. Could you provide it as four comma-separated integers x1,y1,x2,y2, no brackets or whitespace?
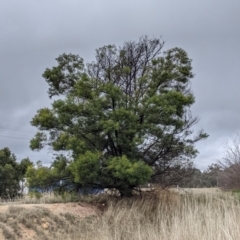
18,223,36,240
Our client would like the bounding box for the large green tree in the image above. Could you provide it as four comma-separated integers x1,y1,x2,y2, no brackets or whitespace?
30,36,207,196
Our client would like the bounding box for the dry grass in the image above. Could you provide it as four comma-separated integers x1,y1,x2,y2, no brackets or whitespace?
1,188,240,239
0,191,79,205
71,189,240,240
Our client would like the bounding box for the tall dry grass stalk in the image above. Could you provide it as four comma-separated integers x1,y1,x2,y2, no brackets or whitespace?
66,190,240,240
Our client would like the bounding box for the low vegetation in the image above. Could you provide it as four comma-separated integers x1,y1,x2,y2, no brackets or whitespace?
1,188,240,240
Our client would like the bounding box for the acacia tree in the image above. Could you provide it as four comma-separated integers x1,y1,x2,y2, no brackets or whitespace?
30,36,207,196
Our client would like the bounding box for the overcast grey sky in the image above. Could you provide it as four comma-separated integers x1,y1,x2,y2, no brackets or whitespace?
0,0,239,170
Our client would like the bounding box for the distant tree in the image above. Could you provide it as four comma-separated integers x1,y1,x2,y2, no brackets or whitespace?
179,168,202,188
18,157,33,178
30,36,208,196
201,163,220,188
0,148,32,199
26,161,52,189
179,164,221,188
26,156,76,192
218,136,240,190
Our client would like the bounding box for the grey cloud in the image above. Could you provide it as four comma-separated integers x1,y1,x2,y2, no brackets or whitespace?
1,0,240,169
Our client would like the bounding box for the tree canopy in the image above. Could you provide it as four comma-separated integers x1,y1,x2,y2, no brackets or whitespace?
30,36,208,196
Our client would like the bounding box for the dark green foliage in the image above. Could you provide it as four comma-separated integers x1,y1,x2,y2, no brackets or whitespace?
0,148,32,199
30,36,207,196
18,157,33,178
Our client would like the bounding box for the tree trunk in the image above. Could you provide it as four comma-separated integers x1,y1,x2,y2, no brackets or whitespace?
118,187,134,197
